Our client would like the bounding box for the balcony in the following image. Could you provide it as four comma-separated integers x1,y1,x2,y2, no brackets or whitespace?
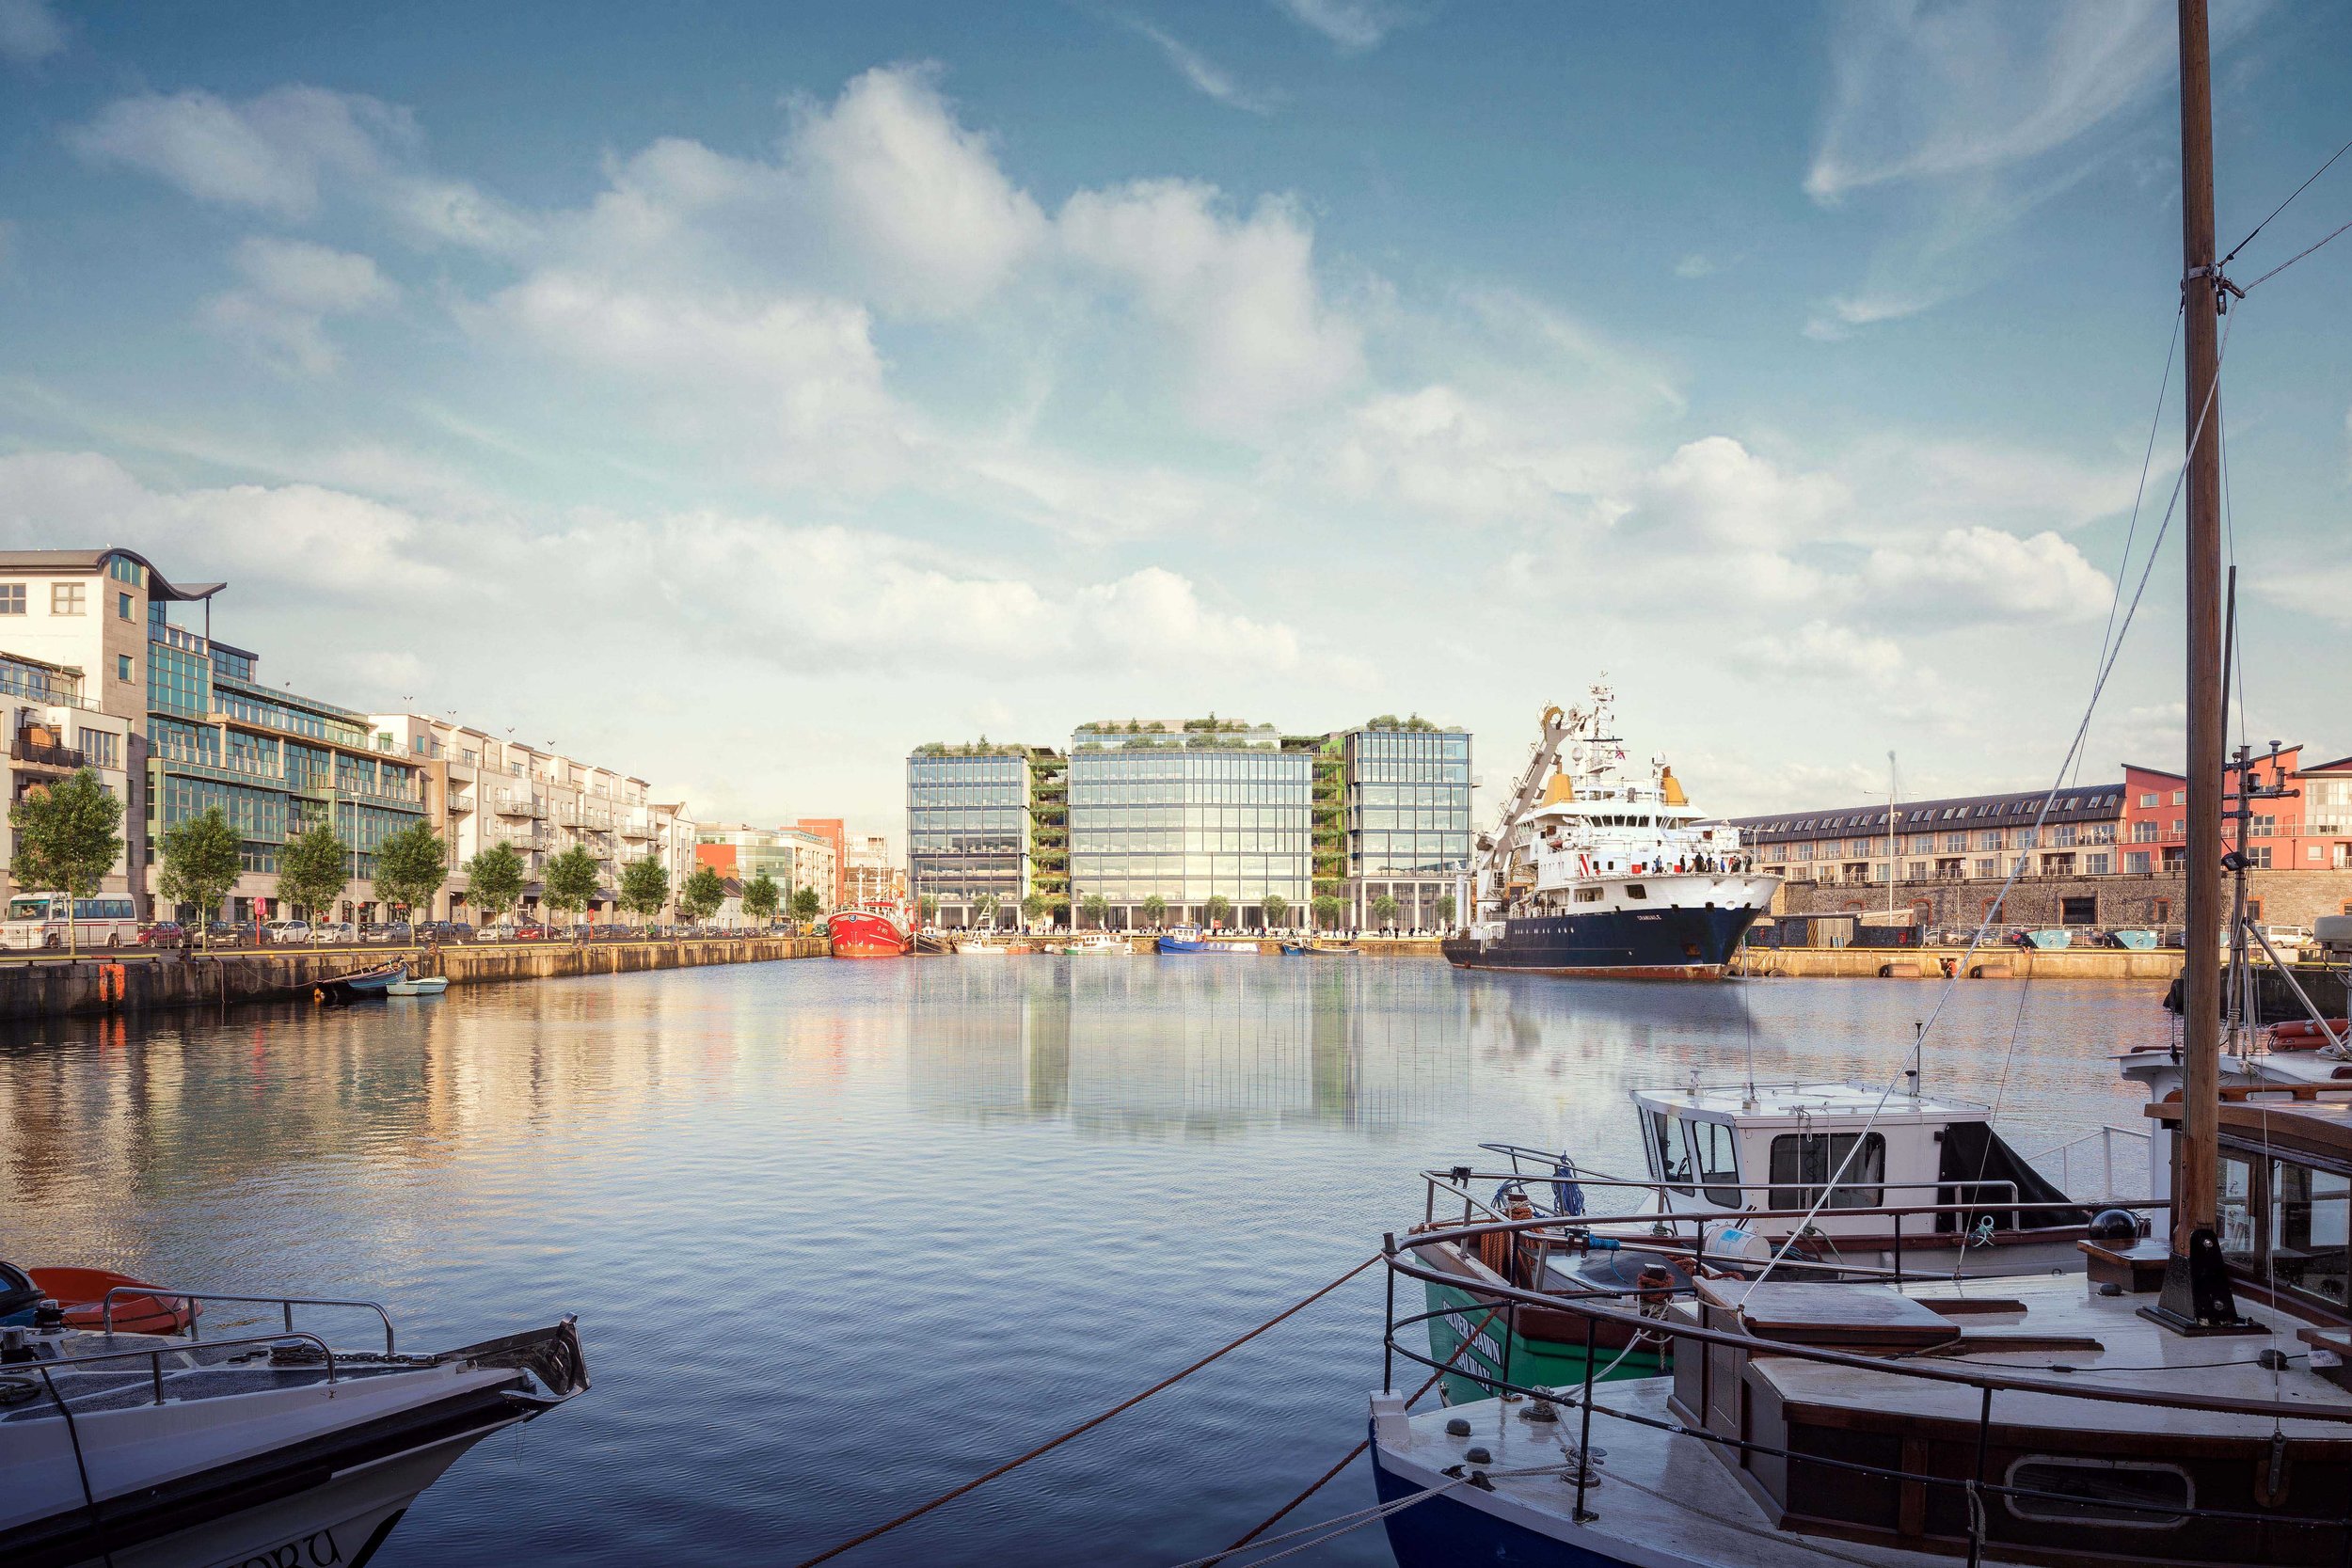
493,792,545,817
11,730,86,770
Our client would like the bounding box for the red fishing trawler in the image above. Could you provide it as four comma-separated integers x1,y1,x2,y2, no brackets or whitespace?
826,900,912,958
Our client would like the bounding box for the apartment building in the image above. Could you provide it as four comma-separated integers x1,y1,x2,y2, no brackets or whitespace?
844,832,898,904
694,823,836,909
368,712,700,923
0,650,137,901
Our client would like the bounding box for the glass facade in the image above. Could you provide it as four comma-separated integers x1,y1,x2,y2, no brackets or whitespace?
1068,742,1311,924
907,752,1027,921
1344,726,1471,929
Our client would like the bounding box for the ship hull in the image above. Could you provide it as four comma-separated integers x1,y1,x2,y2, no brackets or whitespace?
827,911,910,958
1442,904,1760,978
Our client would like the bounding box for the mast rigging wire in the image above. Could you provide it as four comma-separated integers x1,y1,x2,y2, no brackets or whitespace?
2221,130,2352,266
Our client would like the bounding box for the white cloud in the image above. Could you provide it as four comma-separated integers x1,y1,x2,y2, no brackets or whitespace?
1057,179,1362,427
1128,19,1277,113
1619,436,1848,554
1740,620,1907,689
68,86,528,249
1673,253,1718,279
0,0,65,64
202,236,398,376
1859,525,2113,626
1274,0,1410,52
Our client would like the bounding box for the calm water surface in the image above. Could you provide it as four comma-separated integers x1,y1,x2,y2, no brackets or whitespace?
0,958,2175,1565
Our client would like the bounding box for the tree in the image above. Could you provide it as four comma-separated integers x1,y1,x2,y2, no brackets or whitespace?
619,856,669,927
790,886,821,924
464,843,526,930
278,821,352,929
1262,894,1289,930
371,819,447,934
972,891,1000,929
741,873,780,929
1202,894,1232,930
10,769,126,957
1022,893,1047,927
543,845,600,935
1311,894,1343,931
1436,894,1456,927
157,806,240,948
680,864,726,925
1080,893,1109,929
1141,894,1168,929
1371,894,1400,930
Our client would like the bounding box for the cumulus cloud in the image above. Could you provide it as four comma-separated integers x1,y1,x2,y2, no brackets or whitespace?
0,451,1320,683
68,85,530,249
0,0,65,64
1859,526,2113,626
1740,620,1907,689
1058,179,1362,427
203,236,398,375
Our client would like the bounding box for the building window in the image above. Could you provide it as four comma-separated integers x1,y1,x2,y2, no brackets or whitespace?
52,582,85,615
0,584,22,614
108,555,145,584
2247,847,2272,870
116,654,133,682
2085,854,2110,875
2171,790,2186,805
117,591,134,620
2137,793,2158,808
2125,850,2152,874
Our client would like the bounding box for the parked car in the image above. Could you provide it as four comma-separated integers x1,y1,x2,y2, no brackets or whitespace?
262,919,311,944
359,921,415,944
419,920,476,942
514,922,546,942
205,920,249,948
135,921,185,947
309,922,356,944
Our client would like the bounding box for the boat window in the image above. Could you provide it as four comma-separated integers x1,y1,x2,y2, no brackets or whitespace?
1575,887,1601,903
1625,884,1646,899
2270,1157,2350,1308
1691,1120,1741,1207
1650,1110,1693,1196
1768,1132,1885,1210
2217,1152,2257,1271
2004,1458,2191,1528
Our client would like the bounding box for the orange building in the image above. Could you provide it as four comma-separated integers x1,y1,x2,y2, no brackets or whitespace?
795,817,847,907
2121,747,2307,877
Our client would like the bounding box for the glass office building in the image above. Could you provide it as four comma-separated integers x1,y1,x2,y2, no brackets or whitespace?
1343,724,1471,930
1068,722,1311,927
906,748,1027,924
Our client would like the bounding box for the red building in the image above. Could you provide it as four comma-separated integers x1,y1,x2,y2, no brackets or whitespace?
2121,747,2307,879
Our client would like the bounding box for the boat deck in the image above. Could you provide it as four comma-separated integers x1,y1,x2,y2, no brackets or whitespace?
2,1330,454,1422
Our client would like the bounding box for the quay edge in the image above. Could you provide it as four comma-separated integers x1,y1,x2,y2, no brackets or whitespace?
0,935,828,1023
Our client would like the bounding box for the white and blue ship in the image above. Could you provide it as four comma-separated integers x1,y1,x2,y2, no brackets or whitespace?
1441,686,1777,979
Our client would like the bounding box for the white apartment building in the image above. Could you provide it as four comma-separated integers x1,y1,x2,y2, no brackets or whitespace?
0,651,137,901
368,712,700,924
845,832,898,904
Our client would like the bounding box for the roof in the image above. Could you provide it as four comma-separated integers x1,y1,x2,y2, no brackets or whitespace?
2300,754,2352,775
1733,783,2125,840
0,548,225,602
1632,1080,1992,1126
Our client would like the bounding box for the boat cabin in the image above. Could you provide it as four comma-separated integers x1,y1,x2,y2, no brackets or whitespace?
1631,1081,2078,1243
2149,1094,2352,1321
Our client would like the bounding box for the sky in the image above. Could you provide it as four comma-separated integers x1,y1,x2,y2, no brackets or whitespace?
2,0,2349,845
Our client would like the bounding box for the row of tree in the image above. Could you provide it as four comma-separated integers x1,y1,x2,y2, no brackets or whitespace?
7,768,823,952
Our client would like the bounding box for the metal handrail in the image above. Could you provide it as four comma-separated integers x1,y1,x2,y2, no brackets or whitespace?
1384,1216,2352,1425
26,1330,342,1408
101,1288,395,1354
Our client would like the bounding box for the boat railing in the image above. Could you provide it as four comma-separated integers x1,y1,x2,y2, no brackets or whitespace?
101,1287,397,1354
2019,1121,2153,1203
1380,1215,2352,1549
22,1329,343,1409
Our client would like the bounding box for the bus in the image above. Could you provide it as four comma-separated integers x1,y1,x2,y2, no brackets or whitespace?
2,894,140,951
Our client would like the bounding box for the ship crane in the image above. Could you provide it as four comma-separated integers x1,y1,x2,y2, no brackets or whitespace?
1458,688,1602,929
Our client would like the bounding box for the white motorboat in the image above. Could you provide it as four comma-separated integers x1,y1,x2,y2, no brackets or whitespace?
387,971,449,995
0,1268,585,1568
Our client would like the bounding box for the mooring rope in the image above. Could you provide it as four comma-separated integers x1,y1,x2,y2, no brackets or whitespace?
788,1253,1381,1567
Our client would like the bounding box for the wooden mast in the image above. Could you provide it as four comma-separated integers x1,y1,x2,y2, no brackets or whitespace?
2174,0,2224,1253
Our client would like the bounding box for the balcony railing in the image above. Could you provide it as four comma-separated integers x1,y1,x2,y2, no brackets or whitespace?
12,733,87,769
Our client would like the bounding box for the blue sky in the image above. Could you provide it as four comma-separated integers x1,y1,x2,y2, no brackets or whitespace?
2,0,2348,839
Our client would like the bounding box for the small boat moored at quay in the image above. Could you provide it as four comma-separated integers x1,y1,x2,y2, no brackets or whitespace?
1155,926,1252,955
387,969,448,995
1442,684,1777,980
0,1269,587,1568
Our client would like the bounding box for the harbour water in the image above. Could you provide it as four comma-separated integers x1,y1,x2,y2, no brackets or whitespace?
0,959,2175,1566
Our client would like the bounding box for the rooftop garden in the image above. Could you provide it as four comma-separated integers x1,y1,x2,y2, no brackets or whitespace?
912,739,1027,758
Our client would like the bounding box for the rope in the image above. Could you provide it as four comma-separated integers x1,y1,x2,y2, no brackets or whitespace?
1173,1464,1573,1568
788,1253,1380,1568
1205,1299,1510,1563
2222,130,2352,264
2241,214,2352,292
